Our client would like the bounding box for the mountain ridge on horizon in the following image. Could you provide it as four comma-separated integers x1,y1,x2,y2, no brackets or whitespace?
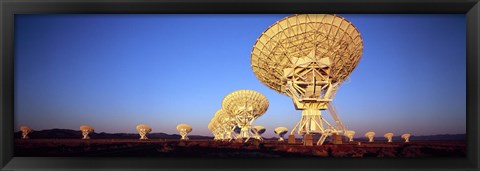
14,128,466,141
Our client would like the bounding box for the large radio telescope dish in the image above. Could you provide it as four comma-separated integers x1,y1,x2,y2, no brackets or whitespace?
222,90,269,142
251,14,363,92
250,14,363,146
222,90,269,117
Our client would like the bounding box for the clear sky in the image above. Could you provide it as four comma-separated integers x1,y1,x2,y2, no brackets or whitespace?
14,14,466,138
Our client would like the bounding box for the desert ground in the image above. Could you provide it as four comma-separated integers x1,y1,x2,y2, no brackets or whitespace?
15,139,465,157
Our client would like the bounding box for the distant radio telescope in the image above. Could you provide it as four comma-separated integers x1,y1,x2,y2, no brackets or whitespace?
79,125,94,140
365,132,375,142
208,117,222,141
20,126,33,140
136,124,152,140
216,109,236,141
208,110,232,141
344,130,356,142
401,133,411,143
209,109,227,141
250,125,266,141
207,118,218,140
222,90,269,143
274,127,288,142
384,133,394,143
176,124,193,141
251,14,363,146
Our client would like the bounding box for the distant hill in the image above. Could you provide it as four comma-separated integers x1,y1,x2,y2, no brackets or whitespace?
353,134,466,141
14,128,213,139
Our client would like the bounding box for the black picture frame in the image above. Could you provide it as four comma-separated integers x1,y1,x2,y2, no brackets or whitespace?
1,0,479,170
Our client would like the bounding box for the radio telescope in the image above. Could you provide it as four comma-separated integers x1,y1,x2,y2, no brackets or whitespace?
176,124,192,141
208,109,230,141
208,118,218,140
251,125,266,141
344,130,355,142
365,132,375,142
274,127,288,142
208,118,222,141
136,124,152,140
222,90,269,143
209,116,222,141
80,125,94,140
20,126,33,140
384,133,394,143
216,109,237,141
250,14,363,146
401,133,411,143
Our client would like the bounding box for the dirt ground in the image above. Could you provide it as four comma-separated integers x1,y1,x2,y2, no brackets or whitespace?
14,139,466,158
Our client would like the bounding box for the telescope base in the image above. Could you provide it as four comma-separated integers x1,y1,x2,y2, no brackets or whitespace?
303,134,313,146
288,135,296,144
332,134,343,144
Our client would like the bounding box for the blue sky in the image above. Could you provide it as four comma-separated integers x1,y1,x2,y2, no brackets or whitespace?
14,14,466,138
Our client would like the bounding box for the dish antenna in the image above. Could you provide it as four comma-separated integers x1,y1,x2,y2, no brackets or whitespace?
365,131,375,142
251,14,363,146
208,118,219,140
176,124,192,141
344,130,355,142
209,110,234,141
79,125,94,140
401,133,411,143
384,133,394,143
20,126,33,140
250,125,266,141
216,109,237,141
222,90,269,143
274,127,289,142
209,109,228,141
136,124,152,140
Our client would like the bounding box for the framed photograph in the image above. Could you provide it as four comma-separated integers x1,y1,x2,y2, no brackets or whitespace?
1,0,479,170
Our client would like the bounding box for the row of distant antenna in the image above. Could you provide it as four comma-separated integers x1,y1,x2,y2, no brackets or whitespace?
20,125,411,143
19,124,193,141
362,132,411,143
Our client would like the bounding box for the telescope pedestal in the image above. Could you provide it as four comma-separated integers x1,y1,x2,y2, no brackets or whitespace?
303,134,313,146
235,137,244,143
332,134,343,144
288,135,296,144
